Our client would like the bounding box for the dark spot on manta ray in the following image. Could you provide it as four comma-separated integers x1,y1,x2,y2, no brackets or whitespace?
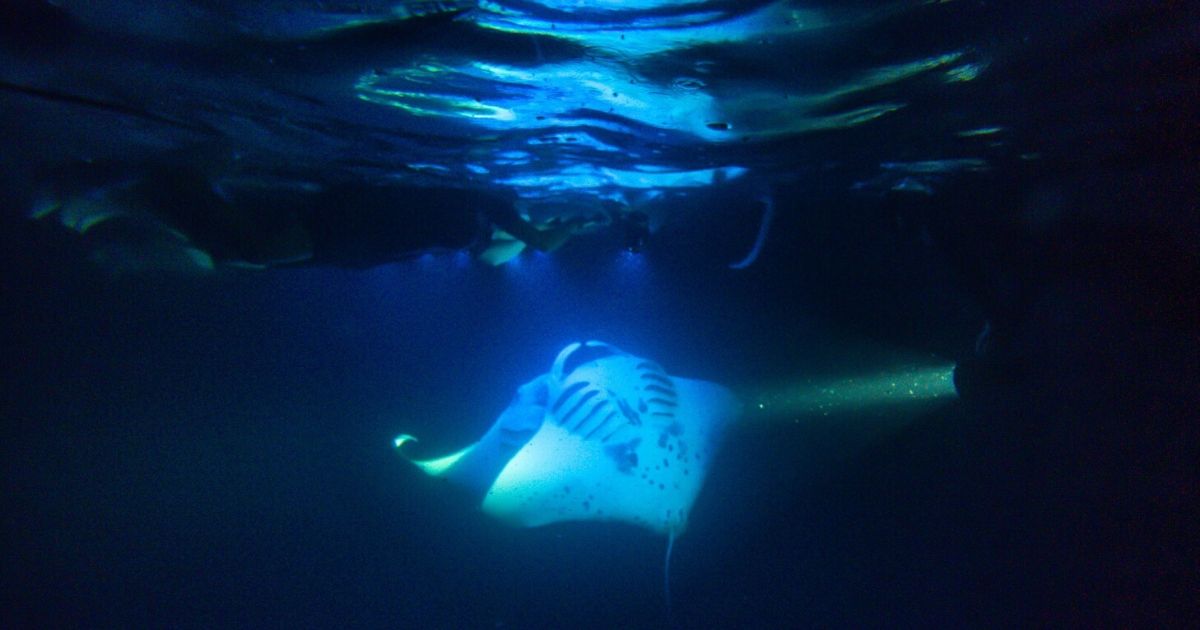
663,458,669,468
638,399,648,413
668,421,683,436
659,483,665,490
582,501,590,511
605,438,640,474
563,485,571,493
657,432,668,448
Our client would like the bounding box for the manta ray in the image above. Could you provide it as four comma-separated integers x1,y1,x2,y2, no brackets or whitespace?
395,340,741,605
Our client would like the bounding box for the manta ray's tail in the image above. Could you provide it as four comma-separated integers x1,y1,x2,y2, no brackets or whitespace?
665,530,677,626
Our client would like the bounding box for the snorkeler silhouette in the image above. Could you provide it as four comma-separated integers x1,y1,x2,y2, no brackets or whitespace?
32,163,585,271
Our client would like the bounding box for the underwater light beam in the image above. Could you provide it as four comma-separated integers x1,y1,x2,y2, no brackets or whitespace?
746,363,958,423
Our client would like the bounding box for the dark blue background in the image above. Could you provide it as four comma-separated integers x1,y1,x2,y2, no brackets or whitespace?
2,1,1198,627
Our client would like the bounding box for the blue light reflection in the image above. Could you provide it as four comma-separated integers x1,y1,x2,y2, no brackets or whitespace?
346,0,987,220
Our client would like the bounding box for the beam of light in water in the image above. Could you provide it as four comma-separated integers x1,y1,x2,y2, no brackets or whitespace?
615,249,646,270
501,248,564,293
746,363,958,423
604,250,653,296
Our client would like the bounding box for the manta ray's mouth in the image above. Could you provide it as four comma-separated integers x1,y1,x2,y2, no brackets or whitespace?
556,341,620,378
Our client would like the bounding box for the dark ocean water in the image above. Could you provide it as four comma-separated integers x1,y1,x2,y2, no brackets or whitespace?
2,1,1197,628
